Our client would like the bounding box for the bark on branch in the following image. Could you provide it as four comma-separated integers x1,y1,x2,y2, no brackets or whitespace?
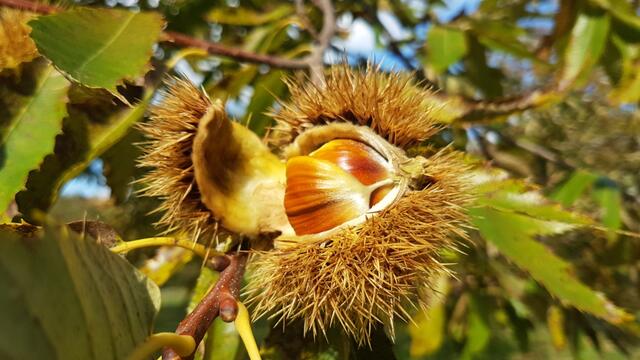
1,0,573,123
162,252,249,360
0,0,309,69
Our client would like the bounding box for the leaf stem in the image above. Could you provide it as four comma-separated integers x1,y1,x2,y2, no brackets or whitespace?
235,301,262,360
110,237,223,258
126,333,196,360
165,47,209,70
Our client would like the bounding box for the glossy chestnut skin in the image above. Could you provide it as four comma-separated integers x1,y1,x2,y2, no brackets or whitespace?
284,139,394,235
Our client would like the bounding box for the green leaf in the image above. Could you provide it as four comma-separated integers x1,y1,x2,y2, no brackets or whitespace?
245,70,287,135
551,170,598,207
0,224,160,359
470,172,629,324
592,180,622,242
408,276,448,357
426,25,468,73
559,9,610,88
470,205,629,324
607,34,640,103
102,128,144,203
464,36,504,98
140,247,194,286
207,4,292,26
466,19,550,67
0,65,69,214
475,187,592,226
29,8,163,97
590,0,640,32
201,319,242,360
16,89,151,223
461,296,491,360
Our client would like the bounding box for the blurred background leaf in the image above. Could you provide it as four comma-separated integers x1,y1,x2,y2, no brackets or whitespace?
0,224,160,359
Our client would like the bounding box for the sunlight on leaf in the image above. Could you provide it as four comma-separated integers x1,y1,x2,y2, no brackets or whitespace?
559,8,610,89
426,25,468,73
408,276,448,358
592,180,622,242
16,91,151,222
551,170,598,207
0,224,160,359
0,65,69,214
29,8,163,98
471,204,630,324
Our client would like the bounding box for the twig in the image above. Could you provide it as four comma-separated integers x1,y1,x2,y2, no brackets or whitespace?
294,0,318,39
1,0,577,123
0,0,308,69
162,252,248,360
162,31,308,69
306,0,335,86
452,86,561,123
0,0,55,13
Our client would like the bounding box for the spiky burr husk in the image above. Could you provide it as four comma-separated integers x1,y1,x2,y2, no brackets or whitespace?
137,66,472,346
0,9,38,69
246,150,471,345
247,66,473,345
270,64,448,149
137,78,219,240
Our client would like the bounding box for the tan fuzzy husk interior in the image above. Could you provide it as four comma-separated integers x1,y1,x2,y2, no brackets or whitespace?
246,150,472,345
192,100,289,237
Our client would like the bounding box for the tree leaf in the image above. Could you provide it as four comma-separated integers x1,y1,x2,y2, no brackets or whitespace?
0,224,160,359
16,90,150,222
547,306,567,350
102,127,144,203
466,19,550,67
408,276,448,357
426,25,468,74
475,186,593,225
592,179,622,242
140,247,194,287
207,4,292,26
245,70,287,135
461,295,491,359
470,204,630,324
0,65,69,214
589,0,640,32
29,8,163,97
559,8,610,89
464,36,504,98
607,34,640,104
551,170,598,207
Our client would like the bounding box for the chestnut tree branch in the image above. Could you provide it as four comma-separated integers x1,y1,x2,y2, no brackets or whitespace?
305,0,336,86
294,0,319,39
0,0,55,13
162,252,249,360
1,0,574,123
0,0,308,69
162,31,309,69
